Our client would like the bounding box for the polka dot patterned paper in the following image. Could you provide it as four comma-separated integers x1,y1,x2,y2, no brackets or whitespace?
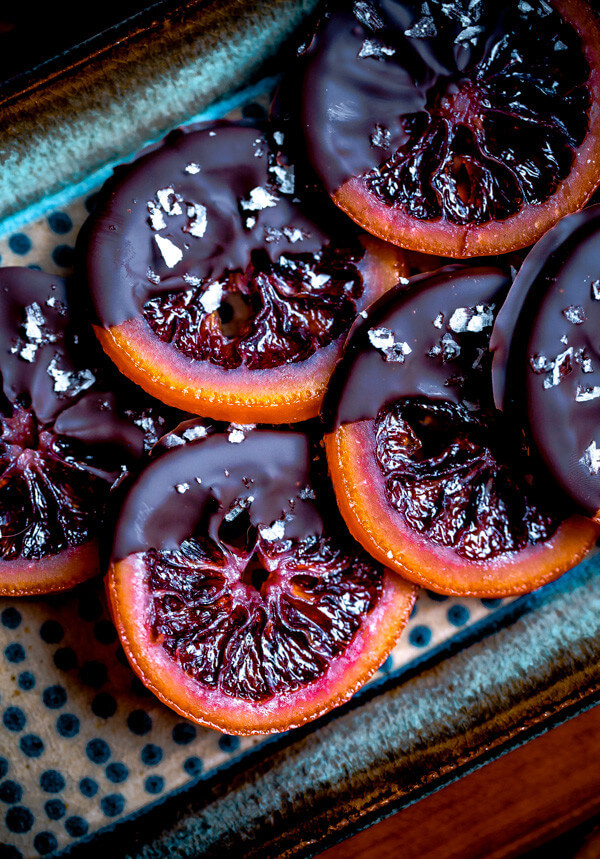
0,91,520,857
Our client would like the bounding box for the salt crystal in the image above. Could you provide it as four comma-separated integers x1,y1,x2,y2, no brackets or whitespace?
353,0,384,30
581,440,600,475
183,273,202,287
147,201,167,231
405,4,437,39
199,281,223,314
24,303,46,342
155,235,183,268
543,347,573,389
185,162,201,174
47,356,95,396
555,40,567,51
175,482,190,494
370,124,391,149
517,0,533,12
225,496,253,522
299,486,316,501
245,216,257,230
273,131,284,146
448,304,494,333
147,267,161,285
260,520,286,541
575,348,594,373
455,24,483,45
433,313,444,329
530,354,552,373
156,187,183,216
576,386,600,402
368,327,412,362
306,271,331,289
185,203,208,238
359,310,368,318
282,227,307,243
18,343,38,363
228,428,246,444
269,163,295,194
182,425,208,442
430,332,461,361
591,280,600,300
562,304,586,325
240,186,278,211
46,297,66,314
358,38,395,59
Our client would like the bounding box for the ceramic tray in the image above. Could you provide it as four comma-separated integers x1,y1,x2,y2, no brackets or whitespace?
1,3,600,857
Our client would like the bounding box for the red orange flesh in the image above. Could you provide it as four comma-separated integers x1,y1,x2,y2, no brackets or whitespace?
0,541,100,597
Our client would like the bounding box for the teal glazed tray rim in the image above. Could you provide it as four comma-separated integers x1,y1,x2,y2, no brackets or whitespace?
2,2,600,856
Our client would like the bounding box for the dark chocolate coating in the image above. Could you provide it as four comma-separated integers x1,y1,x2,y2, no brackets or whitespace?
0,267,144,456
323,265,509,429
83,122,335,328
491,205,600,516
112,430,324,561
301,0,586,203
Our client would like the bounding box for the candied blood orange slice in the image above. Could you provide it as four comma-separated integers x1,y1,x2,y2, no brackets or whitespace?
323,266,599,596
301,0,600,257
492,205,600,521
108,428,416,734
80,122,406,424
0,267,167,596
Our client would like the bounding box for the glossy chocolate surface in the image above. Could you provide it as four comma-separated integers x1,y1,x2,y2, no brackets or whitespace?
324,265,510,429
113,430,324,560
83,122,341,329
301,0,589,224
491,205,600,516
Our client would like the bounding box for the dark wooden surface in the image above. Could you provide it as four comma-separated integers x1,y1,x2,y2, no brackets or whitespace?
319,701,600,859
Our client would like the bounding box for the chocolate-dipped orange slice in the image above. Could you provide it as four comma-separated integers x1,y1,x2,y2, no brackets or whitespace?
492,204,600,522
0,267,159,596
81,122,405,424
324,266,599,597
108,426,415,734
301,0,600,257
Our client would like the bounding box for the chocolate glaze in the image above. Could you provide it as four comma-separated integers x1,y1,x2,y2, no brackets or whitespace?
0,267,145,457
82,122,345,329
301,0,589,221
323,265,509,429
491,205,600,516
112,430,324,561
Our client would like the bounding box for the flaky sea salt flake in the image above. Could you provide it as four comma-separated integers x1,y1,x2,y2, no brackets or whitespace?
241,186,278,211
562,304,586,325
155,235,183,268
581,441,600,475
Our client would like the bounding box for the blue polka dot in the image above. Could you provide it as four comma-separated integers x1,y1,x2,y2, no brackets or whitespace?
18,672,35,691
426,590,449,602
40,621,63,644
141,744,162,766
86,738,110,764
94,619,117,645
77,594,103,621
6,806,33,834
379,655,393,674
8,234,32,256
3,707,26,732
20,734,44,757
65,816,88,837
447,604,470,627
44,799,65,821
56,713,79,738
91,692,116,719
100,793,125,817
0,781,22,804
105,762,128,784
1,846,21,859
183,756,203,777
409,625,432,648
145,775,164,795
1,608,21,629
40,770,65,793
5,643,25,664
79,661,107,689
127,710,152,735
51,245,74,268
481,597,503,609
34,831,58,855
42,685,67,709
218,735,240,753
0,758,8,779
172,723,196,745
47,212,73,234
79,778,98,798
54,647,77,671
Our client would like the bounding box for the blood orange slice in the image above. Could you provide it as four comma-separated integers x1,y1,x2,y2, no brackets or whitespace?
323,266,599,596
301,0,600,257
108,427,416,734
81,122,406,424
